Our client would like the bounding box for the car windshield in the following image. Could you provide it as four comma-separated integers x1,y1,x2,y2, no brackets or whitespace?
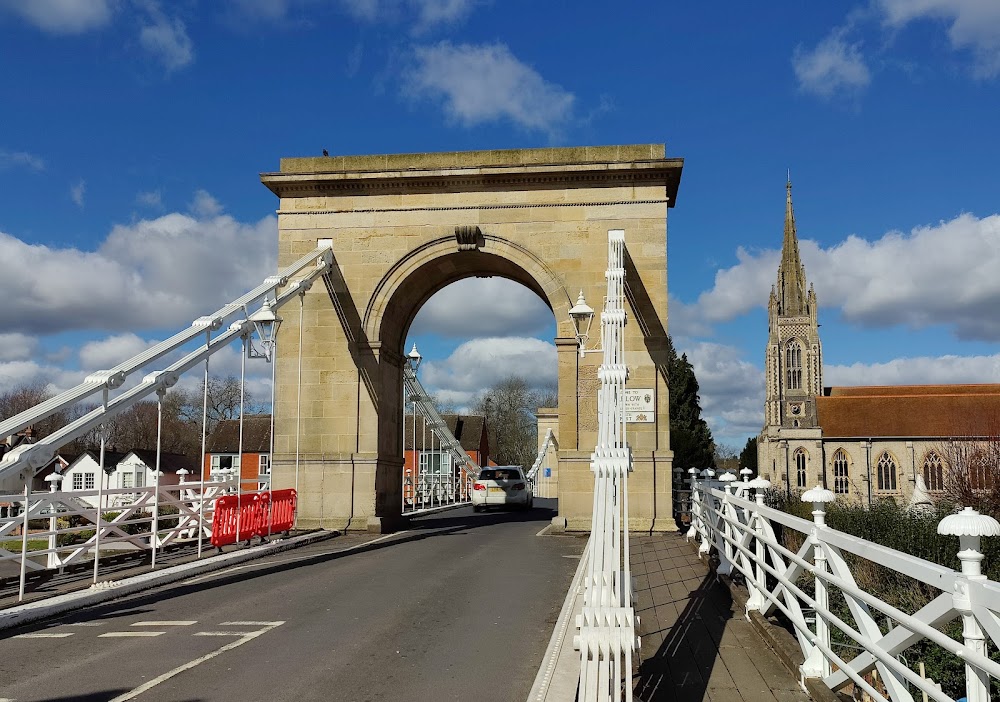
479,469,521,481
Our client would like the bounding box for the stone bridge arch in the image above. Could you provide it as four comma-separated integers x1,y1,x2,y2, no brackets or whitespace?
261,145,682,533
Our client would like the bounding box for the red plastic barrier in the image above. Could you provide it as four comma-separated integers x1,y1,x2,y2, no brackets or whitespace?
267,489,297,534
210,490,297,548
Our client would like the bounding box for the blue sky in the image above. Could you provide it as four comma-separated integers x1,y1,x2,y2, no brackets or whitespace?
1,0,999,450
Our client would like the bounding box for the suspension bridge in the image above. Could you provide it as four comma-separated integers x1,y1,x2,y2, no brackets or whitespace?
0,146,997,702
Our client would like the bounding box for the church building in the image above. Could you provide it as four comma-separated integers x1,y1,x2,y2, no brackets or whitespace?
757,181,1000,504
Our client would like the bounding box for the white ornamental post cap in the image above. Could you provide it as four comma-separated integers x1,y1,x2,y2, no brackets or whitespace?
748,477,771,504
176,468,189,484
801,485,836,527
45,472,63,490
740,467,753,482
701,468,716,479
719,471,737,494
938,507,1000,578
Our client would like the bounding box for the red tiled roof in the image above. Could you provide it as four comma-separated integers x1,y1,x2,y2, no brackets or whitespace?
817,385,1000,438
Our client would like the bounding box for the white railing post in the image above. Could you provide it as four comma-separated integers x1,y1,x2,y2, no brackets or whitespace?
800,485,835,680
745,477,770,613
685,468,699,541
18,480,31,601
697,469,714,556
44,472,63,569
938,507,1000,702
716,472,738,575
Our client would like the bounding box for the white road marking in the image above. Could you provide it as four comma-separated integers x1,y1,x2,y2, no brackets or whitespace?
219,621,283,626
193,631,247,637
13,632,74,638
65,621,103,626
181,531,405,585
107,622,284,702
99,632,165,638
131,621,196,627
535,524,551,537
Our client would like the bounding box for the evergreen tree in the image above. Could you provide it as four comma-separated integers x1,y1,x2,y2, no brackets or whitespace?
665,338,716,470
739,436,758,475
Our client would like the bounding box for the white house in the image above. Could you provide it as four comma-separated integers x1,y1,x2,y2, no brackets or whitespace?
61,449,194,508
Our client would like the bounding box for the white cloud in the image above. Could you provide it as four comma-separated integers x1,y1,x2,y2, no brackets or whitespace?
404,41,574,135
0,334,39,363
826,352,1000,386
410,278,553,339
70,179,86,207
136,189,163,208
680,340,765,445
878,0,1000,77
79,333,156,371
688,213,1000,341
0,201,277,335
0,0,115,34
0,150,45,172
139,7,194,72
340,0,478,29
793,27,871,98
419,337,557,408
0,359,85,397
190,189,223,217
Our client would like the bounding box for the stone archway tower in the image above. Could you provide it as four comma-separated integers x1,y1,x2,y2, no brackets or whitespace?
261,145,682,533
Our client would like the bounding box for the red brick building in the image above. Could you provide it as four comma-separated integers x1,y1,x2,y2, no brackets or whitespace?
403,414,490,504
202,415,272,490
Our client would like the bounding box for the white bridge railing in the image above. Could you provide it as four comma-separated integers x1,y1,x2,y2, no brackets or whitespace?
687,472,1000,702
0,474,249,601
401,358,478,514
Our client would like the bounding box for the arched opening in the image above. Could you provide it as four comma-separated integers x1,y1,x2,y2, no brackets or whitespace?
400,275,559,512
794,448,808,489
832,449,850,495
876,451,898,492
365,242,571,524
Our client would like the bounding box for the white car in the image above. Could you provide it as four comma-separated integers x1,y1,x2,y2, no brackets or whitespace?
472,466,533,511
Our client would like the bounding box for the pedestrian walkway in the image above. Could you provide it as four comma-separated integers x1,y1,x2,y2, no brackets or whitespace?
631,532,811,702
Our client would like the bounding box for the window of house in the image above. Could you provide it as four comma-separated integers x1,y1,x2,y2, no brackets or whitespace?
72,473,84,490
135,469,145,488
785,340,802,390
923,451,944,492
121,471,133,489
259,454,270,476
794,448,808,488
419,452,451,479
833,449,849,494
210,454,239,478
84,472,95,490
876,452,897,491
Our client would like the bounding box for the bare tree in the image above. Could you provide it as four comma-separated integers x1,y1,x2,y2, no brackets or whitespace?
473,376,557,468
936,437,1000,516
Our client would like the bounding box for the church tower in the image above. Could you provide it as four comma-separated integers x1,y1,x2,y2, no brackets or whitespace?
763,178,823,431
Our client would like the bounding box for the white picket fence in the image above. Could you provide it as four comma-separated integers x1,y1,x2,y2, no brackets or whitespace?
687,471,1000,702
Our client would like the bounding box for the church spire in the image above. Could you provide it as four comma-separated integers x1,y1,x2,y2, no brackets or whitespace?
776,176,809,316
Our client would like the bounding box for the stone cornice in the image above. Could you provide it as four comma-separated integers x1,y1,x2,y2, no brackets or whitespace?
261,158,683,206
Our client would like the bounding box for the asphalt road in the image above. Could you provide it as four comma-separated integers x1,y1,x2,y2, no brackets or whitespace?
0,499,586,702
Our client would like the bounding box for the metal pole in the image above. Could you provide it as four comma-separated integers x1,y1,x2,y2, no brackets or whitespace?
93,387,108,584
295,291,304,495
18,481,30,601
197,331,210,558
152,388,164,569
267,333,277,539
236,334,247,545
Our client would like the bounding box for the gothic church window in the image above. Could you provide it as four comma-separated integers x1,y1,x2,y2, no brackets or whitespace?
969,450,994,491
876,452,897,491
794,448,807,488
785,340,802,390
923,451,944,492
832,449,849,494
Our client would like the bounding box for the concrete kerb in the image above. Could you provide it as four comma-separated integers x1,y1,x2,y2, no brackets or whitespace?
526,538,590,702
0,530,337,633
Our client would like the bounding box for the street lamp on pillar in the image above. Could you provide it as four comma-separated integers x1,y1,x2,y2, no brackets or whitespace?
248,297,282,362
568,290,595,357
407,343,422,373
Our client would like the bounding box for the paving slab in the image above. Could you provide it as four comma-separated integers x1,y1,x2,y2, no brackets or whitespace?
631,532,811,702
